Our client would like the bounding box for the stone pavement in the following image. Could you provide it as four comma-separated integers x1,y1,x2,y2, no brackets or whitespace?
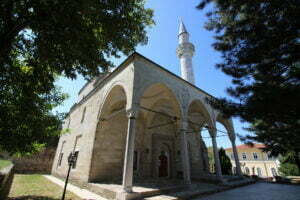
193,182,300,200
44,175,107,200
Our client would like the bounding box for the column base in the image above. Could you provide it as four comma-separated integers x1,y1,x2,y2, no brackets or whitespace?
116,191,140,200
122,186,133,193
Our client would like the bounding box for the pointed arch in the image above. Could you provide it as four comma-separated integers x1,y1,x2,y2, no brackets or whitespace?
138,82,183,122
216,113,235,138
89,84,128,181
187,99,214,131
96,81,129,121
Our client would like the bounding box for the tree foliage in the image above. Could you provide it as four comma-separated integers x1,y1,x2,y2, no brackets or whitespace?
0,53,67,154
198,0,300,165
279,151,300,176
0,0,153,154
218,148,232,175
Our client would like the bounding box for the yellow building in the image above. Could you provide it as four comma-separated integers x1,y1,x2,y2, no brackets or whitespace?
225,144,279,178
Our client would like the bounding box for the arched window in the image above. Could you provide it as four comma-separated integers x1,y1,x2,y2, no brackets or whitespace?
67,117,71,129
253,152,258,160
57,141,66,167
81,107,86,123
271,168,277,177
72,135,82,169
245,167,250,175
242,153,247,160
257,167,262,177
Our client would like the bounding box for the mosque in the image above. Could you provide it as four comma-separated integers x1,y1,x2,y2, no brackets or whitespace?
51,21,243,200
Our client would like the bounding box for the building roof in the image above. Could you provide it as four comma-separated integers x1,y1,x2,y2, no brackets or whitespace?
78,52,216,98
69,52,217,116
225,143,266,151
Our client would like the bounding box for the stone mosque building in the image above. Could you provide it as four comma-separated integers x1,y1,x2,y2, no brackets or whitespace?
52,21,243,199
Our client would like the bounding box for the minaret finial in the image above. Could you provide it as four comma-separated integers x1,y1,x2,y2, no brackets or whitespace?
179,18,188,36
176,21,196,84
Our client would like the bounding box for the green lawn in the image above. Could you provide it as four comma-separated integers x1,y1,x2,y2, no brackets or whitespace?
9,174,81,200
0,159,12,170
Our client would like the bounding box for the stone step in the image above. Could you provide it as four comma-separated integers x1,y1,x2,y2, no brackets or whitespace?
224,176,244,182
142,185,225,200
133,184,188,200
223,178,255,187
142,179,256,200
87,183,118,200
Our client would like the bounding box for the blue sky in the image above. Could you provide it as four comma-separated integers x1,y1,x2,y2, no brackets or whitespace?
54,0,250,148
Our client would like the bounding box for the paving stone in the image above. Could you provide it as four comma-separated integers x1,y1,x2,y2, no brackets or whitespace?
193,182,300,200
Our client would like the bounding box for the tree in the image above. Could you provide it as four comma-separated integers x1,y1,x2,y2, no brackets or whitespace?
0,54,68,155
198,1,300,168
0,0,153,154
1,0,154,77
279,151,300,176
218,148,232,175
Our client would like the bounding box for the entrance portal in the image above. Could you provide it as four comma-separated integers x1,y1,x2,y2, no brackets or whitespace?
158,151,168,177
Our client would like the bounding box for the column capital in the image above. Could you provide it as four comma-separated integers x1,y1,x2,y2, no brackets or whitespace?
126,107,139,119
209,128,217,138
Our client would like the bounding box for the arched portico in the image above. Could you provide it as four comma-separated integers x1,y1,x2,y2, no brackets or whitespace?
184,99,227,182
216,114,242,176
90,85,128,181
52,52,242,200
186,99,214,177
138,83,182,180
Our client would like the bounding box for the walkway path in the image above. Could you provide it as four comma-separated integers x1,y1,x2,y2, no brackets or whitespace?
193,182,300,200
44,175,107,200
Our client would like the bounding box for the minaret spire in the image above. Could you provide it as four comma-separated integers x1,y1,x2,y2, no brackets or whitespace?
179,19,187,35
176,20,195,84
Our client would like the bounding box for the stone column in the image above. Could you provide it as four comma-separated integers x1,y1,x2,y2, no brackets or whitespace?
180,121,191,184
211,131,223,181
229,135,242,176
121,108,138,193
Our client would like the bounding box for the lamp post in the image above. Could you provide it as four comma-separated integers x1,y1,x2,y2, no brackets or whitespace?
61,152,78,200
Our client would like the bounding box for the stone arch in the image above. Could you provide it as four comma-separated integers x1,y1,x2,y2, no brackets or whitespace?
186,99,214,176
138,83,182,178
187,99,214,130
135,82,184,118
89,84,128,181
96,81,129,121
139,82,183,137
216,113,235,140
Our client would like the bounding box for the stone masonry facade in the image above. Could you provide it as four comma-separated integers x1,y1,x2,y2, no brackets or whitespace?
52,53,242,199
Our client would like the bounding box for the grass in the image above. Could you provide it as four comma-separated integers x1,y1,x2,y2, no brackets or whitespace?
9,174,81,200
0,159,12,170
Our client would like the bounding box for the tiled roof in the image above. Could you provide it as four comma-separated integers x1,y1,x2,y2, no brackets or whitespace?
225,143,266,150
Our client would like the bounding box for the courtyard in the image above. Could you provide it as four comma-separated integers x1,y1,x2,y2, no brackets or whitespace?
7,175,300,200
194,182,300,200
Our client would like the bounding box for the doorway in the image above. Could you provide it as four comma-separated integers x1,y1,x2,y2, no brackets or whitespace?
158,151,169,177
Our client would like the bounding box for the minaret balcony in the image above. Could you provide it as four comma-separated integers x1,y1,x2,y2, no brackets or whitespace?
176,43,195,58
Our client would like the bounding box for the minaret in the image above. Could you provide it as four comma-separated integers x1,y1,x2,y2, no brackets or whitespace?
176,20,195,84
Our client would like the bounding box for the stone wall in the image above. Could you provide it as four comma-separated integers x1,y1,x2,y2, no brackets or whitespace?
51,53,235,183
0,164,14,200
13,148,55,174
